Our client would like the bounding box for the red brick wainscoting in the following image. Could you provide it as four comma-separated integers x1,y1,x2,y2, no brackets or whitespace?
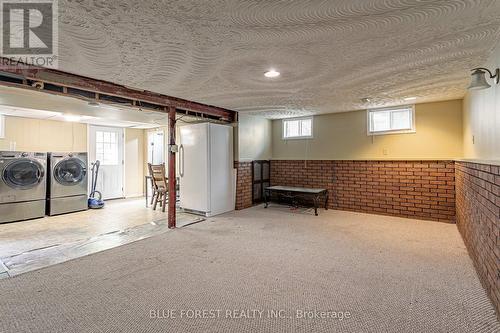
270,160,456,223
456,161,500,317
234,161,253,210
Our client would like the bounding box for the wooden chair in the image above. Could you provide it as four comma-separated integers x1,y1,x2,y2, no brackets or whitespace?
148,176,156,206
147,164,158,206
148,163,168,212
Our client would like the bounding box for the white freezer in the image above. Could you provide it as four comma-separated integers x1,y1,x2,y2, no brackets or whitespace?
179,122,235,217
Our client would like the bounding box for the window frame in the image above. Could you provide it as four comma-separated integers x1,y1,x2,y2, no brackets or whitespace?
0,115,4,139
282,116,314,140
95,130,119,166
367,105,416,136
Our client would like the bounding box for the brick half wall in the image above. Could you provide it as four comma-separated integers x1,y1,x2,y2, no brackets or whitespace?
234,161,253,210
456,161,500,317
270,160,456,223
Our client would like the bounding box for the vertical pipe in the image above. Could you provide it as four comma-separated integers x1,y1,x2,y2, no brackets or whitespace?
168,106,176,228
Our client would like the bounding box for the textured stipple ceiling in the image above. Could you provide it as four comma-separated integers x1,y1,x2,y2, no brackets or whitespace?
58,0,500,118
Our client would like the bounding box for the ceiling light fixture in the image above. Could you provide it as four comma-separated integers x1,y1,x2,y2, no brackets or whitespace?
63,114,82,122
404,97,417,101
361,98,371,103
468,67,500,90
264,69,280,78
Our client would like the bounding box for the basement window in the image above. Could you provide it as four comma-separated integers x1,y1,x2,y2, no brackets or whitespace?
283,116,313,139
0,115,4,139
367,105,415,135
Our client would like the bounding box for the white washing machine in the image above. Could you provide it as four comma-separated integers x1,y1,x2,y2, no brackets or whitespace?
47,152,88,216
0,151,47,224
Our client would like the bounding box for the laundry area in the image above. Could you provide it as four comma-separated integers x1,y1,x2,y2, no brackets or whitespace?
0,70,236,278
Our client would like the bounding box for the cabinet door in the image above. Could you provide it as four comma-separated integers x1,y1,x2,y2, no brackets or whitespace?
252,160,270,203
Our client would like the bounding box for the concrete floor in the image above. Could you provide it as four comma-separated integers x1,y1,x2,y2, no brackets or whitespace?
0,198,202,277
0,205,498,332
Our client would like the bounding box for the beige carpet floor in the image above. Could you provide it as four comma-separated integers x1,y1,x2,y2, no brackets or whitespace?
0,205,498,332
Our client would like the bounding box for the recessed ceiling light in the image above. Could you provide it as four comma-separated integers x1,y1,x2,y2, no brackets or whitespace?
264,69,280,78
404,97,417,101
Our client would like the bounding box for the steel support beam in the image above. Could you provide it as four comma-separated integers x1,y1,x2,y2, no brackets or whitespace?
168,106,177,229
0,58,236,121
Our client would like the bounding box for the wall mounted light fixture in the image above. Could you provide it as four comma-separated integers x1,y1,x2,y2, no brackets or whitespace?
468,67,500,90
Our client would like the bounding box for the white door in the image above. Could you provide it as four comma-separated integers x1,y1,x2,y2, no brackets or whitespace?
147,130,165,165
179,123,209,213
146,130,165,196
89,125,124,200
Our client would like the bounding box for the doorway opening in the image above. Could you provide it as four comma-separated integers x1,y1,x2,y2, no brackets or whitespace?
147,130,165,165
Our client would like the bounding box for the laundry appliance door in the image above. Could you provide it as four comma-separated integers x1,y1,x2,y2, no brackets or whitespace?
1,158,46,202
51,157,88,198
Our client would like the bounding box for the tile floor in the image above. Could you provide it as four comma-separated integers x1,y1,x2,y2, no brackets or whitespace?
0,198,203,277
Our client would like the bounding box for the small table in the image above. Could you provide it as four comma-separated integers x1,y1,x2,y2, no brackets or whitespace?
264,186,328,216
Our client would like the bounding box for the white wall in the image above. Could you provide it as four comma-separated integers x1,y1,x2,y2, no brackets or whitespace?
463,44,500,161
124,128,145,197
0,116,87,152
237,114,272,161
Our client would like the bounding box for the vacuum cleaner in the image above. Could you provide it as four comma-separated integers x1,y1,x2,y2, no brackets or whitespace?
88,160,105,209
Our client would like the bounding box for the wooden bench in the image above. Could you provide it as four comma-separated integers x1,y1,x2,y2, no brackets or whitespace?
264,186,328,216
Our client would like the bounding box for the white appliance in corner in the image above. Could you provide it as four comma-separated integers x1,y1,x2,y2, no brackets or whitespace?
179,122,235,217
